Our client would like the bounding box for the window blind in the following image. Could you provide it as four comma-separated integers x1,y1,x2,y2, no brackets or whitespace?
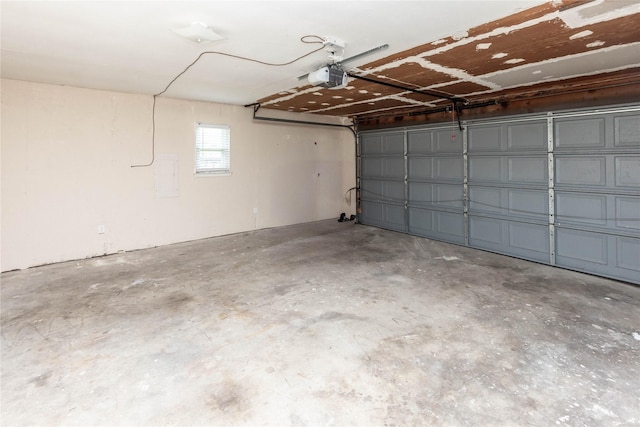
195,124,230,174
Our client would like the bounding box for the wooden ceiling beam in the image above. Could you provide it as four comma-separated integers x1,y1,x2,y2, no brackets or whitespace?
355,82,640,131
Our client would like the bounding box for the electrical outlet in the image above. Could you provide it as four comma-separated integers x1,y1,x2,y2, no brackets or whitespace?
98,225,105,234
253,208,258,214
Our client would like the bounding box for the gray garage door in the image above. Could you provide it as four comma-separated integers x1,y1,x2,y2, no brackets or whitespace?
359,105,640,284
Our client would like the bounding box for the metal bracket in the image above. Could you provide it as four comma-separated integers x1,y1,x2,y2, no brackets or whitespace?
547,113,556,265
403,130,409,232
463,125,469,246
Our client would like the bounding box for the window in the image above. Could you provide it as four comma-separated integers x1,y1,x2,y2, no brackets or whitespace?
195,123,230,175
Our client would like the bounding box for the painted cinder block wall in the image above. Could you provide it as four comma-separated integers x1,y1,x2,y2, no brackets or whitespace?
1,79,355,271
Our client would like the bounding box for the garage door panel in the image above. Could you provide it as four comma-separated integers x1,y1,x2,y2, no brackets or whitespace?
408,207,433,234
360,200,383,223
555,155,639,190
470,121,547,153
509,222,548,254
556,229,640,283
438,212,464,238
361,180,384,202
436,184,463,209
615,197,640,231
508,157,547,184
469,216,503,245
555,192,640,233
469,217,549,262
361,179,383,196
434,129,463,153
555,156,607,187
361,135,383,155
551,109,639,283
556,192,608,227
408,157,462,180
556,118,605,149
385,158,405,178
362,157,404,179
507,122,547,151
409,208,464,244
469,156,547,184
361,179,404,202
382,134,405,154
508,189,548,219
468,119,549,265
361,158,383,178
360,131,407,233
384,204,406,230
407,130,433,154
408,182,433,203
385,181,405,201
361,133,404,155
614,114,640,146
469,187,502,214
360,200,405,232
556,228,608,265
409,183,463,209
469,157,502,181
436,157,463,180
617,237,640,272
469,187,547,221
469,126,502,152
408,129,463,154
615,156,640,188
408,157,433,179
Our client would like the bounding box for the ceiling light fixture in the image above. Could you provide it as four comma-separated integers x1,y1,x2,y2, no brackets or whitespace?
172,22,225,44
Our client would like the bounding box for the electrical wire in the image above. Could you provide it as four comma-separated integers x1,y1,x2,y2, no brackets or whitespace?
155,35,326,98
344,186,358,198
131,35,327,168
344,186,358,207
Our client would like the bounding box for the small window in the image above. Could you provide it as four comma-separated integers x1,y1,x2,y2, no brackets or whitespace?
195,123,230,175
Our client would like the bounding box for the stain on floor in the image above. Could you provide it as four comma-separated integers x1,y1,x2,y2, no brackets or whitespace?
1,220,639,426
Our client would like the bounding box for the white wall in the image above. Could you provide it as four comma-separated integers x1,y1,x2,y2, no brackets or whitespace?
1,79,355,271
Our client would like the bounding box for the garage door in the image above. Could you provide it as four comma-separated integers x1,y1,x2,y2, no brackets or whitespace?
359,105,640,284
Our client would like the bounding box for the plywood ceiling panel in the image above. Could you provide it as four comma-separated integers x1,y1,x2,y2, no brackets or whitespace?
258,0,640,122
467,1,559,35
428,15,639,76
373,62,455,87
431,81,493,96
301,97,421,117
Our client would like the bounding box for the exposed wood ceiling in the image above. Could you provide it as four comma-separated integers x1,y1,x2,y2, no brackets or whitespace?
258,0,640,126
1,1,638,128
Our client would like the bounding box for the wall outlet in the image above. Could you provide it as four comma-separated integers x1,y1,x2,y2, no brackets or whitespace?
253,208,258,214
98,225,105,234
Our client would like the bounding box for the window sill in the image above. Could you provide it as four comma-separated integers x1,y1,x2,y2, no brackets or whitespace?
194,171,232,177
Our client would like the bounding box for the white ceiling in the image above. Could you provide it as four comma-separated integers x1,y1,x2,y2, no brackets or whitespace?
0,1,546,106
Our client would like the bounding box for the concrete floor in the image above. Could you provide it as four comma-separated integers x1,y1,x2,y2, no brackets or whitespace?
1,220,639,426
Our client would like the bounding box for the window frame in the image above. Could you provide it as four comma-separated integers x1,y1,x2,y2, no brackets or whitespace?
194,123,231,176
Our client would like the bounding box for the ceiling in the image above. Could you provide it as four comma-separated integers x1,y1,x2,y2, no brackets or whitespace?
2,1,639,125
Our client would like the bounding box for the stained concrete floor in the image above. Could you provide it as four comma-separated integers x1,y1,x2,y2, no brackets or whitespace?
1,220,639,426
